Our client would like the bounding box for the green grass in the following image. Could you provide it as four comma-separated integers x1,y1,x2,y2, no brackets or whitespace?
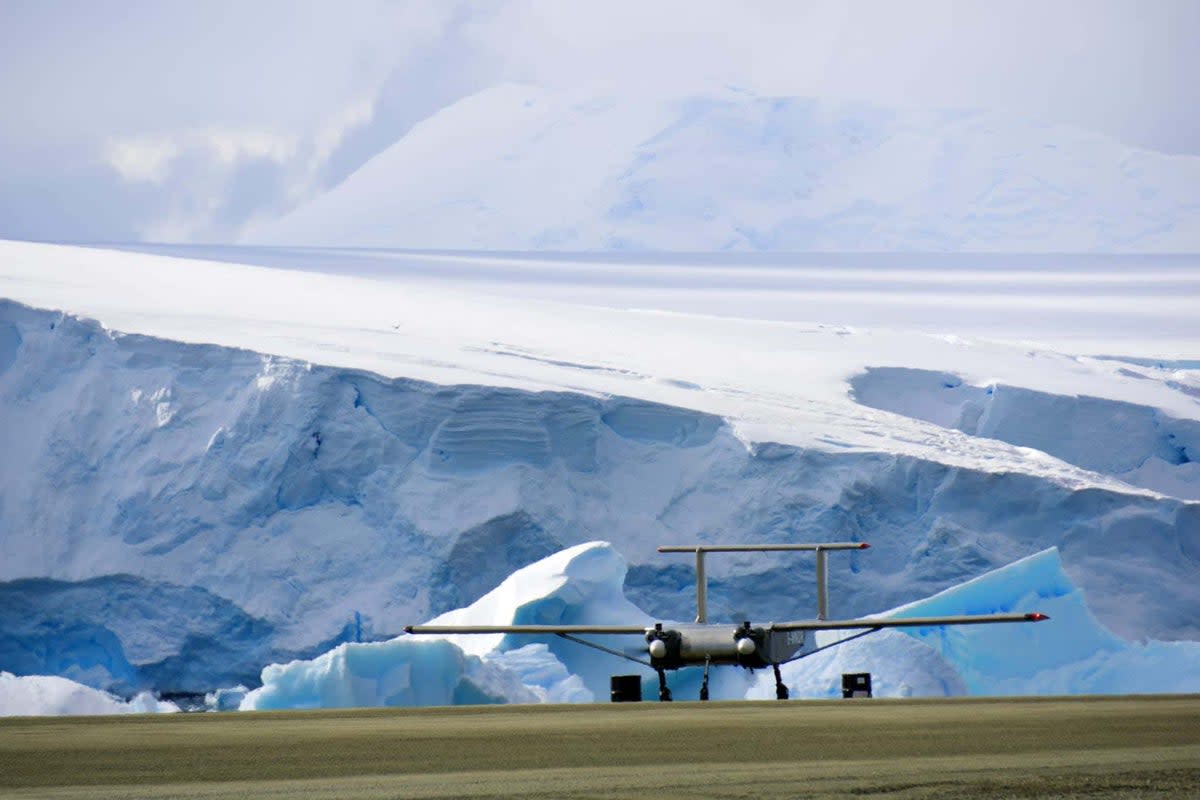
1,695,1198,799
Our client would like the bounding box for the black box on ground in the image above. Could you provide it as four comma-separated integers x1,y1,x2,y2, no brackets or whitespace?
610,674,642,702
842,672,872,698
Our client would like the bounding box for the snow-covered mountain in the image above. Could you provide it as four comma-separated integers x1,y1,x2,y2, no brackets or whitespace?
0,240,1196,709
246,85,1200,252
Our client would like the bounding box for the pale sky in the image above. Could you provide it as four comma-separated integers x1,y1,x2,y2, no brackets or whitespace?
2,0,1197,242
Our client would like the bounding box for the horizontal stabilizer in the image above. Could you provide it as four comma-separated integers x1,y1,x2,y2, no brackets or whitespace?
657,543,869,553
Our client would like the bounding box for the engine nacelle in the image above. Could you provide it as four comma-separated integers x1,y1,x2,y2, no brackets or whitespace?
645,623,684,668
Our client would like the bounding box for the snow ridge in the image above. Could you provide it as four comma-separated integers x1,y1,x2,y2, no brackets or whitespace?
851,367,1200,499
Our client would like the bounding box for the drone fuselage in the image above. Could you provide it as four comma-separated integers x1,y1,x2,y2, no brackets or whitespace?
645,623,810,671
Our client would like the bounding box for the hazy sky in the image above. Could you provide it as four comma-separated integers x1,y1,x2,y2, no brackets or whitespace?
2,0,1197,242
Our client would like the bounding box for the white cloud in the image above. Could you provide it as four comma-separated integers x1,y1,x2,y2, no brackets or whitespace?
104,137,180,184
101,128,308,240
204,130,298,167
105,129,298,182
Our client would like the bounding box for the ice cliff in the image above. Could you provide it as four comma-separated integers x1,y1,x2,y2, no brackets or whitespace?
0,296,1196,703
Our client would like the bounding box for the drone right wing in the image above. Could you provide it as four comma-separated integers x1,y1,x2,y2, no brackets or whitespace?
771,612,1048,632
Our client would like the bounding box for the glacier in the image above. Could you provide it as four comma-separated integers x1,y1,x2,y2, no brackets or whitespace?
2,297,1198,704
0,240,1197,710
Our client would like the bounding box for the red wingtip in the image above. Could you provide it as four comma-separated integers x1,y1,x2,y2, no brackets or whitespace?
859,542,871,549
1026,613,1049,622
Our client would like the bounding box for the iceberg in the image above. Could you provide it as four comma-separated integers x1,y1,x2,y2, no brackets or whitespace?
424,541,650,696
0,672,178,717
244,542,1200,710
766,548,1200,699
243,542,642,709
885,548,1200,696
242,638,538,711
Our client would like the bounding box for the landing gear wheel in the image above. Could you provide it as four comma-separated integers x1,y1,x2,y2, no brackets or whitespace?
773,664,789,700
657,669,673,702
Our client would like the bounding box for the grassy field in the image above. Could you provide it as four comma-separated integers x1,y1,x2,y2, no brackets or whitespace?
1,695,1197,799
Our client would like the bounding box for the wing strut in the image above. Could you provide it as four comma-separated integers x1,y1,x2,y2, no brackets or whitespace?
780,626,883,665
556,632,653,669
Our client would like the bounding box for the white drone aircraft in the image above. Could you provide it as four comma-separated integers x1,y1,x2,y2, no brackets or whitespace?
405,543,1048,701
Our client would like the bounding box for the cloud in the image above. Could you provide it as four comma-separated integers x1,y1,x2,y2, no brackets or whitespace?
105,129,297,181
98,109,381,240
0,0,458,241
2,0,1198,243
104,138,180,185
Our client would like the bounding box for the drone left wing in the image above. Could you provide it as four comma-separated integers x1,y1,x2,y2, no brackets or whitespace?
404,624,648,635
770,612,1048,632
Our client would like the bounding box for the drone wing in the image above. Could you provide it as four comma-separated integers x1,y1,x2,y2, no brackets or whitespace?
771,612,1048,632
404,624,648,635
405,614,1049,635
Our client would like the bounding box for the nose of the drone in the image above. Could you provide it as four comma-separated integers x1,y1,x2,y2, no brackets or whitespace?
648,639,668,659
736,637,757,656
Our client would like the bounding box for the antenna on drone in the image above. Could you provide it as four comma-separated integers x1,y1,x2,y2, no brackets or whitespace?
657,542,870,622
